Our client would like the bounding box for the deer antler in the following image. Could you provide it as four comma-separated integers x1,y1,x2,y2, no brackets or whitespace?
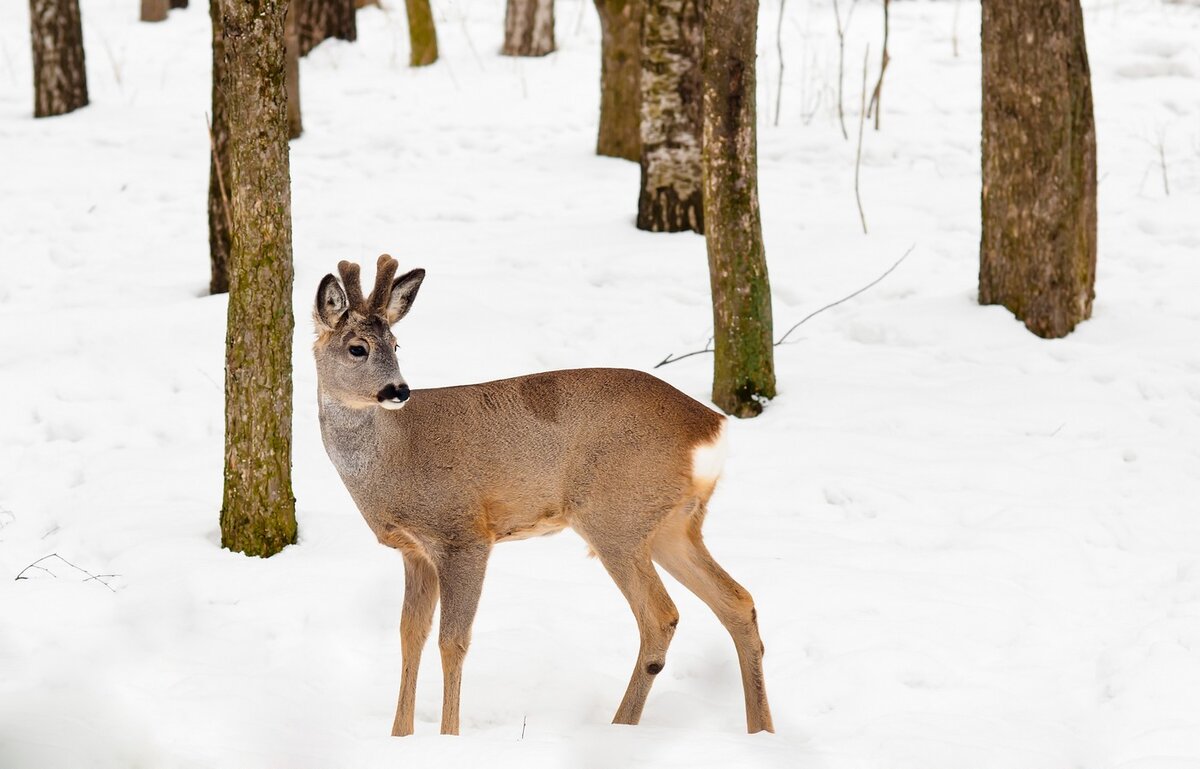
369,254,399,312
337,260,365,310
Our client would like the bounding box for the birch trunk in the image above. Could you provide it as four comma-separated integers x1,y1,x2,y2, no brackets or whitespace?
502,0,555,57
979,0,1097,339
219,0,298,557
29,0,88,118
637,0,703,233
702,0,775,417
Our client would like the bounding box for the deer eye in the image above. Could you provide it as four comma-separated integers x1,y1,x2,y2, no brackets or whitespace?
348,344,367,358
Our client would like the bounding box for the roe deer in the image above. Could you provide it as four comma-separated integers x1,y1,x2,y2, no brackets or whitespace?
313,255,773,735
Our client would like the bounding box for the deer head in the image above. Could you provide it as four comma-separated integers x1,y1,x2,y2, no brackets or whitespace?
313,254,425,410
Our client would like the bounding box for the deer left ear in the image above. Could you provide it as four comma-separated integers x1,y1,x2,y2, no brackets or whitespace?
315,273,348,330
386,268,425,326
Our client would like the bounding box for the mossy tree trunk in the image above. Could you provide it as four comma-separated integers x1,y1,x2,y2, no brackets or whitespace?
405,0,438,66
141,0,168,22
208,0,231,294
637,0,703,233
28,0,88,118
298,0,356,56
285,0,302,138
219,0,298,557
502,0,554,57
594,0,642,161
980,0,1097,339
702,0,774,418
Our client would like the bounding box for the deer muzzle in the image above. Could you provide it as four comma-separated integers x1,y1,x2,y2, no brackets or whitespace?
377,383,411,410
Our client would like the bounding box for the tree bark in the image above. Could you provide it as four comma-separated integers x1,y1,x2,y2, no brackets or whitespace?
286,0,302,138
980,0,1097,339
298,0,356,56
502,0,555,57
594,0,642,161
141,0,168,22
702,0,775,418
208,0,231,295
28,0,88,118
405,0,438,67
170,0,189,8
219,0,298,557
637,0,703,233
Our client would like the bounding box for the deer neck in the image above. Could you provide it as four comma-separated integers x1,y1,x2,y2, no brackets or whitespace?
317,390,391,482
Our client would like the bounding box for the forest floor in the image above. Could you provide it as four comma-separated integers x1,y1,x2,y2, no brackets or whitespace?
2,1,1200,767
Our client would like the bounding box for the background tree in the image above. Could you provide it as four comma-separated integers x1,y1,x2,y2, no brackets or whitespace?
702,0,775,417
218,0,298,557
594,0,642,160
208,0,231,294
286,0,302,138
298,0,356,56
141,0,168,22
28,0,88,118
637,0,703,233
502,0,554,57
170,0,188,8
980,0,1096,338
405,0,437,66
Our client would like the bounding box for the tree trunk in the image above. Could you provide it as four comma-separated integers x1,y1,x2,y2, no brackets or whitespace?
141,0,168,22
219,0,298,557
594,0,642,161
170,0,189,8
298,0,356,56
637,0,703,233
208,0,231,295
286,0,302,138
702,0,775,418
28,0,88,118
502,0,555,57
405,0,438,67
979,0,1097,339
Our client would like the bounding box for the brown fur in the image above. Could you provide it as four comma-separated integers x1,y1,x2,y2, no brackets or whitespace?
314,256,773,736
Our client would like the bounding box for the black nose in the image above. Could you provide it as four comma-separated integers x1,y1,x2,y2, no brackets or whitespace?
378,383,410,403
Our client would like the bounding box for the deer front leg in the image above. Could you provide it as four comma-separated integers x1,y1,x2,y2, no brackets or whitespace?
392,551,439,736
434,543,491,735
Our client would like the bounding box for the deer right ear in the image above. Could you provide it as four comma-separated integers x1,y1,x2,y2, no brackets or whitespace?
315,274,348,330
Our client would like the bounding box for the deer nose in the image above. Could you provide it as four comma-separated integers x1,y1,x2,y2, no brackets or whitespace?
377,383,410,409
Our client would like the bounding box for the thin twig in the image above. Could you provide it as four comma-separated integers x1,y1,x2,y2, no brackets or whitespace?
205,113,233,234
654,246,915,366
654,337,714,369
951,0,961,57
520,714,527,740
774,0,786,126
833,0,856,140
775,245,914,345
855,44,869,234
865,0,889,131
15,553,118,592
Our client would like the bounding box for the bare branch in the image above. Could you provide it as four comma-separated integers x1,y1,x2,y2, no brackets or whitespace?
775,245,915,346
865,0,889,130
654,246,915,367
14,553,118,592
774,0,786,127
855,44,870,234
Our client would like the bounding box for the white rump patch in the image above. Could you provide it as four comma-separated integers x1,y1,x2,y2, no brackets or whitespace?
691,421,729,484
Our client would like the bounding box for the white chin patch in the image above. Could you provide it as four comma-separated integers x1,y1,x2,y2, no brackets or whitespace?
378,398,408,411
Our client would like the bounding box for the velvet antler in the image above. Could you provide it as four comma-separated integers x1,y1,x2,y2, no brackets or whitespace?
337,260,365,310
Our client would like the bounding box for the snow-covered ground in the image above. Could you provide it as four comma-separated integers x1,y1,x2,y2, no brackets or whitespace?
2,0,1200,766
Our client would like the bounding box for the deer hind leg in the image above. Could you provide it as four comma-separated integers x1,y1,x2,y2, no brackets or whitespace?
433,543,491,735
651,507,774,734
392,550,438,737
584,538,680,726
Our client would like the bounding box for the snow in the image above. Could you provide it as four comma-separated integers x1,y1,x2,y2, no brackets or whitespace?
2,0,1200,767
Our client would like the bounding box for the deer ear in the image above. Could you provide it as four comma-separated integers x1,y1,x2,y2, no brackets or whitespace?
315,273,348,330
386,268,425,326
